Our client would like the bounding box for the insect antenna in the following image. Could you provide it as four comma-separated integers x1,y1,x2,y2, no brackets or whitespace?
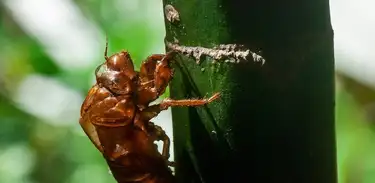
104,34,109,61
95,35,109,78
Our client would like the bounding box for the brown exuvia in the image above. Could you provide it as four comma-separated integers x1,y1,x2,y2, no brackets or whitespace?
79,38,220,183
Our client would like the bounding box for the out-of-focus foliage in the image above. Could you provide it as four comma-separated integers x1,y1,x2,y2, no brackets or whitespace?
0,1,166,183
336,74,375,183
0,0,375,183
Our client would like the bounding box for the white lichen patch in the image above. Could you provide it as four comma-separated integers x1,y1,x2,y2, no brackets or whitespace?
166,42,265,65
164,4,180,23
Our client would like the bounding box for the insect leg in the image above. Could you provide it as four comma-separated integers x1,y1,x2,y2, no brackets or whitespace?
148,122,175,167
137,54,169,107
137,52,178,109
158,92,220,110
139,51,176,83
139,54,165,82
139,92,220,122
153,53,175,95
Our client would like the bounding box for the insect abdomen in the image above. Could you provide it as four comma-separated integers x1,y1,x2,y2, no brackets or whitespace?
106,154,175,183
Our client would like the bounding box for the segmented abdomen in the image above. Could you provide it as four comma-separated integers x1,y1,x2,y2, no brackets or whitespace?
105,153,175,183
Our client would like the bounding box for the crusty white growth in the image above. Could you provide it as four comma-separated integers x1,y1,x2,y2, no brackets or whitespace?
164,5,180,23
166,42,265,65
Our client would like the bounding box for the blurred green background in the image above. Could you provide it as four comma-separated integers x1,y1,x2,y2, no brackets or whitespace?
1,0,375,183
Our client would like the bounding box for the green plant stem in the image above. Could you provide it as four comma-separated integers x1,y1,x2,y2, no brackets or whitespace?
162,0,336,183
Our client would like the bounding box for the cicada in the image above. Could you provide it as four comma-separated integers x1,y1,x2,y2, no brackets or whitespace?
79,39,220,183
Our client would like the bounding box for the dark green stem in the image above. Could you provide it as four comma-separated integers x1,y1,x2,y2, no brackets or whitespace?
162,0,336,183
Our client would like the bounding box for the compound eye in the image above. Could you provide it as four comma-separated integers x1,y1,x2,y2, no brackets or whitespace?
95,63,108,79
